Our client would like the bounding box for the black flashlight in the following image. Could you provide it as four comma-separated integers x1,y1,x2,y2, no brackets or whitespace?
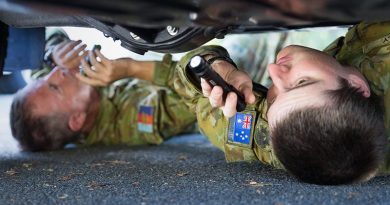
188,55,246,112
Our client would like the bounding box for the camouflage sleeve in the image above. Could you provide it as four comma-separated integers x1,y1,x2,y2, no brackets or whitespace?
153,45,232,111
150,45,235,150
154,45,276,165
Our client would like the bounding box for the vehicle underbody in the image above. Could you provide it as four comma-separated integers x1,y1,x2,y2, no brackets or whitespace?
1,0,390,55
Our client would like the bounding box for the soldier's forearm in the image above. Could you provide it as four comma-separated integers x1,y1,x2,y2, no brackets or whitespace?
112,58,155,82
127,60,155,82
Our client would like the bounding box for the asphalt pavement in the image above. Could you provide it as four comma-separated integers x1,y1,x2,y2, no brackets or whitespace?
1,133,390,205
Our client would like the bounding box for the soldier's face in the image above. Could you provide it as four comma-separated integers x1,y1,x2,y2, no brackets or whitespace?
26,66,97,117
266,45,342,128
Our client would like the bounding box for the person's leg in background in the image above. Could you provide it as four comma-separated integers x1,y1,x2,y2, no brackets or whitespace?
0,22,45,94
0,71,26,94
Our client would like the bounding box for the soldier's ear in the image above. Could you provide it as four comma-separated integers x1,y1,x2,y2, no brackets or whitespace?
346,74,370,98
68,111,87,132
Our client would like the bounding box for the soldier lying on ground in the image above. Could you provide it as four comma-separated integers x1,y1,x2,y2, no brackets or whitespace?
126,21,387,185
10,39,197,151
10,21,389,185
196,22,390,185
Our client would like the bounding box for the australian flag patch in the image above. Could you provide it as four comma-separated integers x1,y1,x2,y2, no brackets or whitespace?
137,105,154,133
227,112,255,147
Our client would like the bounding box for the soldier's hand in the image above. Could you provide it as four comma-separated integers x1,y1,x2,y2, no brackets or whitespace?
52,40,88,71
201,60,255,118
76,49,130,87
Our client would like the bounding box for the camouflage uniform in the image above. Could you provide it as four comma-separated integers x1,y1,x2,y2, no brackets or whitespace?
84,58,197,146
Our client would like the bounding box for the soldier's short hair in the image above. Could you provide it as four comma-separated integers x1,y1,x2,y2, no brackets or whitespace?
10,89,78,151
271,78,387,185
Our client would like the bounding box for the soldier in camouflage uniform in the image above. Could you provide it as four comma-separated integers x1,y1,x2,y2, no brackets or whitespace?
10,33,197,151
152,22,389,184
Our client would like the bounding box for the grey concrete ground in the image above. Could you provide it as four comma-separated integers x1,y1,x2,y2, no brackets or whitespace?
2,96,390,205
1,134,390,205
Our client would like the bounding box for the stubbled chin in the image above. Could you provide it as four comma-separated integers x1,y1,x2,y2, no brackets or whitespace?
80,85,95,100
72,84,97,107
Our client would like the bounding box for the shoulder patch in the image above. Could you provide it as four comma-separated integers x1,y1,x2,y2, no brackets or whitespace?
137,105,154,133
227,112,255,147
253,117,271,149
